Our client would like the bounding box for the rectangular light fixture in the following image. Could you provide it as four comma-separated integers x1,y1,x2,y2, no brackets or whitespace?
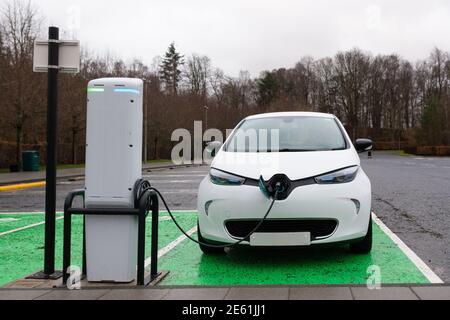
114,88,140,94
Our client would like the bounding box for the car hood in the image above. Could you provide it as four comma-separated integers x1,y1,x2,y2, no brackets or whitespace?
211,149,360,181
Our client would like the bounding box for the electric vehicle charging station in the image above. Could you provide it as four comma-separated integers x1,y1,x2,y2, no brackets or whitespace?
57,83,439,289
84,78,143,283
63,77,163,286
66,98,369,285
61,76,287,285
62,76,175,287
0,81,437,290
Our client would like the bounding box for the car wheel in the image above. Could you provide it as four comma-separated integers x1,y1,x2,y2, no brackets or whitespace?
350,216,373,254
198,222,225,255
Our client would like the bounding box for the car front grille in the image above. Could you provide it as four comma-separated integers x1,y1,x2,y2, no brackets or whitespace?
225,219,338,240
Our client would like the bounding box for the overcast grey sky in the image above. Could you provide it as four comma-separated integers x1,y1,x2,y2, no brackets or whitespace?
24,0,450,76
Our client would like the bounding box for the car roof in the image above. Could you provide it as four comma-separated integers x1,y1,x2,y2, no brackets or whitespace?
245,112,336,121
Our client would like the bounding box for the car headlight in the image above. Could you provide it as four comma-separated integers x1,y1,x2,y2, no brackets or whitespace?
210,169,245,186
315,166,359,184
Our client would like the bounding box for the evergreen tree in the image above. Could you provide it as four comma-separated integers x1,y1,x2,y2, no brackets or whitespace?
419,97,444,145
257,72,279,106
159,42,184,95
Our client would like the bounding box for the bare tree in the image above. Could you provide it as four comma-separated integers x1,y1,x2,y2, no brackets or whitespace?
208,68,227,105
184,54,211,99
333,49,371,140
1,2,450,168
0,0,41,166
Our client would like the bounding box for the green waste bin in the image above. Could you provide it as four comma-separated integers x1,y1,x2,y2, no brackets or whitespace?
22,151,40,172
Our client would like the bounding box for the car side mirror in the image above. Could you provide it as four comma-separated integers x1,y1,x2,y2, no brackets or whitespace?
355,139,373,153
205,141,223,158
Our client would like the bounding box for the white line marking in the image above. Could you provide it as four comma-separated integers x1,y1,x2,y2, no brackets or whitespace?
145,226,198,268
0,212,63,215
0,218,19,223
372,212,444,284
0,214,177,237
0,217,64,237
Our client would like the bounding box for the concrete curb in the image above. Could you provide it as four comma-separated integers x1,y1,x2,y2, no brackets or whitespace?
0,181,47,192
1,284,449,300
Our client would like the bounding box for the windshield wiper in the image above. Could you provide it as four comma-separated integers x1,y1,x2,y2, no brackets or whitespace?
278,149,315,152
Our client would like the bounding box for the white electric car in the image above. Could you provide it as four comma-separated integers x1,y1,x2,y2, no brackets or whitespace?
197,112,373,254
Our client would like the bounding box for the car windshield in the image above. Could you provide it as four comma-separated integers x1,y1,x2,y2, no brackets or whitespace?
225,116,347,153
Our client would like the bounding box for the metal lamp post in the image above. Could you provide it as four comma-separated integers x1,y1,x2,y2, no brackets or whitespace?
204,105,209,130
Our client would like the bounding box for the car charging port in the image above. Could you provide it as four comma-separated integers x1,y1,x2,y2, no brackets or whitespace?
259,174,292,201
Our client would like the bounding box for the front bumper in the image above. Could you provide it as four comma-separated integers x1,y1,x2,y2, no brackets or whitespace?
197,170,372,246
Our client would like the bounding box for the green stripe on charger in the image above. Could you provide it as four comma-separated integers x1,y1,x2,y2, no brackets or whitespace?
87,87,104,93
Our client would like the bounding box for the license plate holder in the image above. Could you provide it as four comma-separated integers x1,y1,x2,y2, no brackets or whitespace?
250,232,311,247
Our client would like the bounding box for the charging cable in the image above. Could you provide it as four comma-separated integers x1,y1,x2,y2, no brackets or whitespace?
135,179,281,249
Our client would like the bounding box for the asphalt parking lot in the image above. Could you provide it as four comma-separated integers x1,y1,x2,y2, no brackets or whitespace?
0,151,448,282
362,152,450,283
0,165,207,212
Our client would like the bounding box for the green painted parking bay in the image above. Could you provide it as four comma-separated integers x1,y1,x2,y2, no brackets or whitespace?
0,212,195,286
0,211,432,287
158,212,430,285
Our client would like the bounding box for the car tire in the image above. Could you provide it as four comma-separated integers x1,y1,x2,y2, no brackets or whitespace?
198,222,225,255
350,216,373,254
